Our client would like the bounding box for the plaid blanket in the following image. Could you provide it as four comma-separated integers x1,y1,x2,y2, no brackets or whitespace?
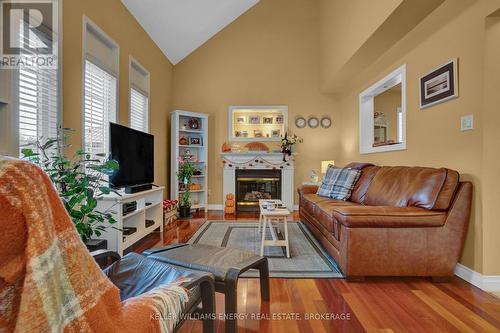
0,158,188,333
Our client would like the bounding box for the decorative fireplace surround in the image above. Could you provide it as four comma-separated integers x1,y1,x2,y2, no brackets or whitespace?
221,152,294,210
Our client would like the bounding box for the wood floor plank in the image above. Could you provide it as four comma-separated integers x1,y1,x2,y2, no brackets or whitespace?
412,290,480,333
135,211,500,333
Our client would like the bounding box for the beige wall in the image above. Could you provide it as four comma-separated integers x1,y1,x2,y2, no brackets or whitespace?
172,0,339,206
335,0,500,275
62,0,173,194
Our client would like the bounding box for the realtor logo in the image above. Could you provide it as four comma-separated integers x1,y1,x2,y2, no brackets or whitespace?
1,0,57,68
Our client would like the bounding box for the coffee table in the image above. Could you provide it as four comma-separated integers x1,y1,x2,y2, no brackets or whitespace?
143,243,269,333
258,199,291,258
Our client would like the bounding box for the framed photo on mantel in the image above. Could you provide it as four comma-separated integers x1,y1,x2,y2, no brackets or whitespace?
420,58,458,109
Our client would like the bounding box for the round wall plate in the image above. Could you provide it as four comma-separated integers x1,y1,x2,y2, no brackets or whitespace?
308,116,319,128
295,116,306,128
320,116,332,128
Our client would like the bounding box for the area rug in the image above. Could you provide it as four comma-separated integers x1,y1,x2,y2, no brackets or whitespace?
188,221,343,278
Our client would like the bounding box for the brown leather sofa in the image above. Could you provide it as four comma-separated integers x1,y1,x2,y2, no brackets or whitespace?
298,162,473,279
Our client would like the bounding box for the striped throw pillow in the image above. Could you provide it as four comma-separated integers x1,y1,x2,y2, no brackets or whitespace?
317,166,361,200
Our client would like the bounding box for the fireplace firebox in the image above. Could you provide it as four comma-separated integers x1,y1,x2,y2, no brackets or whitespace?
235,169,281,212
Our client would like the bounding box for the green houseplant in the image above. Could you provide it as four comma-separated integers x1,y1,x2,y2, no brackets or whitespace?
22,128,119,243
177,161,195,218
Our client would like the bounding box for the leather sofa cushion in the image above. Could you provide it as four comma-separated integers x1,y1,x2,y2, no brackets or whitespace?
332,206,446,228
364,166,448,209
302,193,331,216
316,200,359,239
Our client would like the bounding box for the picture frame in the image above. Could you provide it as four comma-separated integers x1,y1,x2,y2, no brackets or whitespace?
249,116,260,124
276,115,284,124
271,129,281,137
189,137,202,145
241,131,249,137
235,116,246,124
420,59,458,109
253,129,263,138
263,116,273,124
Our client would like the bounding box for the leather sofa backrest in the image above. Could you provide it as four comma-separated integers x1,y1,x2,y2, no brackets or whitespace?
433,169,459,210
350,165,380,204
363,166,454,210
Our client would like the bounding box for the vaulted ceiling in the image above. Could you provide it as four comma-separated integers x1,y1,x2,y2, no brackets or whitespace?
121,0,259,65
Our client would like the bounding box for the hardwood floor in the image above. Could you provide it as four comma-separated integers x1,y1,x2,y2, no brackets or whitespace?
133,211,500,333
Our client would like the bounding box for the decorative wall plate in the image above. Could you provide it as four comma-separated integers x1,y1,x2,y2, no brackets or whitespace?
295,116,306,128
320,116,332,128
308,116,319,128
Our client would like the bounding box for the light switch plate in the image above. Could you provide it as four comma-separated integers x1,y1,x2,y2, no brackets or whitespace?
461,115,474,131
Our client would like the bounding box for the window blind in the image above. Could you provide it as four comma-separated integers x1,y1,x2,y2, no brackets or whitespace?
83,60,117,157
18,20,59,155
130,88,148,132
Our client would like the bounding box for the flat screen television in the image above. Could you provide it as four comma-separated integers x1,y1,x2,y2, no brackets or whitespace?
109,122,154,189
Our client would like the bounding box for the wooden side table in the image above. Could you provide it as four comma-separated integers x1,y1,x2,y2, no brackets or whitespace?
258,200,291,258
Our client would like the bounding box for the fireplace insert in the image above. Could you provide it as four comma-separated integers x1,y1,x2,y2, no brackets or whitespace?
235,169,281,212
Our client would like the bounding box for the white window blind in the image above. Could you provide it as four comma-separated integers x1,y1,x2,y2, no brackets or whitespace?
130,88,148,132
83,60,117,157
18,19,59,154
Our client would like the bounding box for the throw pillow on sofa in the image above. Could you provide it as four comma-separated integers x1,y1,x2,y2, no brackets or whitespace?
317,166,361,200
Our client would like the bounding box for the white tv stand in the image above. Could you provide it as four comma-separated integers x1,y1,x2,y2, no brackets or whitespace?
97,186,164,256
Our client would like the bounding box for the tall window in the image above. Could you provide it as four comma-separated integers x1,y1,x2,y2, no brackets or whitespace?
130,88,148,132
83,18,119,158
83,60,117,157
17,8,59,155
129,58,150,133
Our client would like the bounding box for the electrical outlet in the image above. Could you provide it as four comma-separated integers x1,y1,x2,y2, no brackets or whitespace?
461,115,473,131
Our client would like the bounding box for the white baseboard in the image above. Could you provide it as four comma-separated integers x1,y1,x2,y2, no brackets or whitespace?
207,204,299,211
454,263,500,292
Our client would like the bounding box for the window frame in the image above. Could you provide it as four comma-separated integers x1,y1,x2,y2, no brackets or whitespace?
8,0,63,157
81,16,119,157
128,56,150,133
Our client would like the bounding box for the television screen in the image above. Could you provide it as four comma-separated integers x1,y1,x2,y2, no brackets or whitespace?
109,123,154,187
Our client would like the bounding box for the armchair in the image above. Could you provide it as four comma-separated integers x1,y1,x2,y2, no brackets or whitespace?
0,158,215,332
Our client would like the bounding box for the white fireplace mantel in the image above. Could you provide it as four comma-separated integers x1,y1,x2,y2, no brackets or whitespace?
221,152,294,210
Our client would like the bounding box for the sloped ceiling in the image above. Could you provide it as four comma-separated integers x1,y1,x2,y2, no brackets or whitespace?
122,0,259,65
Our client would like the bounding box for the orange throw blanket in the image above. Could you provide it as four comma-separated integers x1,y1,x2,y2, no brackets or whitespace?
0,158,188,332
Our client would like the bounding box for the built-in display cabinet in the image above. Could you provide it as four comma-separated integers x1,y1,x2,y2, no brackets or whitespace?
228,105,288,142
171,110,208,212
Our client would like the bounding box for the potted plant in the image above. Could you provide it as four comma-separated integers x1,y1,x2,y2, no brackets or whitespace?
22,128,120,247
177,161,195,218
281,132,303,161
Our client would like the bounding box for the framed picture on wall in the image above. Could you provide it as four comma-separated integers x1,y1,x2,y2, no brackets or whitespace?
235,116,246,124
249,116,260,124
420,59,458,109
263,116,273,124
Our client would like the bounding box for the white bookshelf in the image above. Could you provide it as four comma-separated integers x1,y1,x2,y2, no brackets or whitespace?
171,110,208,212
97,186,164,256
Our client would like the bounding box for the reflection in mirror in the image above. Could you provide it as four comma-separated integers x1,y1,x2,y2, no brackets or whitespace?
373,83,402,147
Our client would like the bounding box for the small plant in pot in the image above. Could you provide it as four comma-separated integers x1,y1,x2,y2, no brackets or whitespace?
177,161,195,218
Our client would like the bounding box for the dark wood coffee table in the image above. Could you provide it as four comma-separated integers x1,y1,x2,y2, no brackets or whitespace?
143,243,270,333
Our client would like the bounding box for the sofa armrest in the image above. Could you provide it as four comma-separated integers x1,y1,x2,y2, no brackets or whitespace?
333,206,446,228
297,185,319,196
